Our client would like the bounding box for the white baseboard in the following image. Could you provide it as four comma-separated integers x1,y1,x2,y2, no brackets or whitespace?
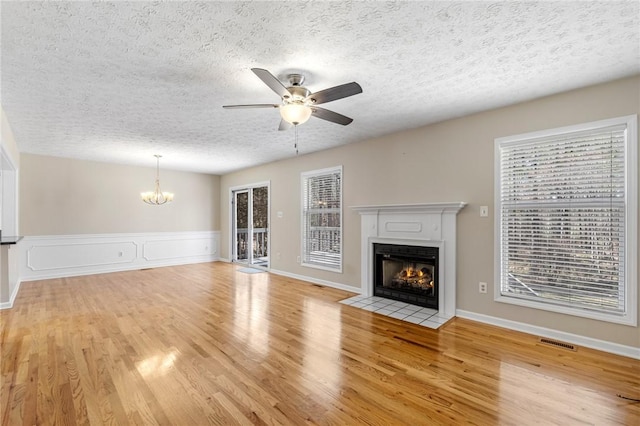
456,309,640,360
0,279,21,309
217,258,359,294
269,268,361,294
18,231,220,282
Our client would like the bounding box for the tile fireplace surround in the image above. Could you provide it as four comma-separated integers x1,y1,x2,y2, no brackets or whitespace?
352,202,466,320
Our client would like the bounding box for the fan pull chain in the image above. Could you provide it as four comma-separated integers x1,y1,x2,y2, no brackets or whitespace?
294,125,299,155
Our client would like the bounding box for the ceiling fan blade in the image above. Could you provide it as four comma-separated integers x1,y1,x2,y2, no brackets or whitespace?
251,68,291,99
278,119,293,131
222,104,279,109
307,82,362,105
311,107,353,125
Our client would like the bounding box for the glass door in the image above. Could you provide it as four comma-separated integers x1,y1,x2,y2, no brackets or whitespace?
250,186,269,267
232,185,269,268
233,190,250,263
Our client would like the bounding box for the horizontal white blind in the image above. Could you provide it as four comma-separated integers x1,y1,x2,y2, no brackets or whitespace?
499,126,626,314
301,167,342,271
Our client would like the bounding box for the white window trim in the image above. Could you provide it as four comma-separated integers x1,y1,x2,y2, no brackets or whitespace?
494,115,638,326
300,165,343,273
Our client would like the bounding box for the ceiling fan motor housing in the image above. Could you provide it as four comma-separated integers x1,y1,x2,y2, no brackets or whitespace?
283,85,310,103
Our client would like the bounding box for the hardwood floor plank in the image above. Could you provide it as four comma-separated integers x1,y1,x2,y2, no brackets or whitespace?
1,262,638,425
20,352,39,426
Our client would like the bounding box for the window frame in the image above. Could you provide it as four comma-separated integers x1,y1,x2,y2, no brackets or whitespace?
494,115,637,326
300,165,343,273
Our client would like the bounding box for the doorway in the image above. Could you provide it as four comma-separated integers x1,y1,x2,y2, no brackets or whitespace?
231,183,269,268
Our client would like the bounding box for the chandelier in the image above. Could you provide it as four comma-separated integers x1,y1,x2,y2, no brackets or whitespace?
141,155,174,205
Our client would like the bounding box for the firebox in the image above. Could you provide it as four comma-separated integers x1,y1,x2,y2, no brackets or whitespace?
373,243,439,309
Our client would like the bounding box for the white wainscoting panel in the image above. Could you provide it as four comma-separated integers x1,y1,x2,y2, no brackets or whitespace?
19,231,220,281
143,237,215,261
27,242,137,271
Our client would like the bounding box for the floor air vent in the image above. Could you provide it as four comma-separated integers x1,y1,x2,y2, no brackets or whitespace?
539,337,576,351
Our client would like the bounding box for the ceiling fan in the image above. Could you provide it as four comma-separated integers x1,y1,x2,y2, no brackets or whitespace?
223,68,362,130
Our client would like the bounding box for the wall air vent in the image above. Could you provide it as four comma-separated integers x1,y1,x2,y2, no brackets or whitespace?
539,337,577,351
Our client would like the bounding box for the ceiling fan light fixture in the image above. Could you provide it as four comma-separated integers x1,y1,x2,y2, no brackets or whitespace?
279,103,312,125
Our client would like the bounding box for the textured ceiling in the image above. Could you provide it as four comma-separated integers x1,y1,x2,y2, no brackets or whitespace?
1,1,639,174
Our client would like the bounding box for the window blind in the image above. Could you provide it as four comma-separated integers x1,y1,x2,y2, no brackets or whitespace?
301,167,342,271
498,125,627,314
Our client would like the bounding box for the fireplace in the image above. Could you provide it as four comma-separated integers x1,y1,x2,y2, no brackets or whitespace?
374,243,438,309
352,202,466,318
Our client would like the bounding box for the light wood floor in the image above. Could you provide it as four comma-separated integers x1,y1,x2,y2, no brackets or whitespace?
1,262,639,425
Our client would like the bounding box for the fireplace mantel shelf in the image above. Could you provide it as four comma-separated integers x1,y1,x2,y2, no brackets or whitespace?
351,202,467,215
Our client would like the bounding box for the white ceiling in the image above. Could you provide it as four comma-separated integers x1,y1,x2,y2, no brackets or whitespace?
2,1,639,175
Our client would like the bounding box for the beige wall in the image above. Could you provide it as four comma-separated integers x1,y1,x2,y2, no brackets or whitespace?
20,154,220,235
221,75,640,348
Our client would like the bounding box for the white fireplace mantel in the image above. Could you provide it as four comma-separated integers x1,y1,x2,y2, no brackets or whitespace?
351,202,467,215
352,202,466,318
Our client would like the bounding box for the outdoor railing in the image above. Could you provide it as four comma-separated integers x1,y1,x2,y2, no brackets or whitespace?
236,228,268,260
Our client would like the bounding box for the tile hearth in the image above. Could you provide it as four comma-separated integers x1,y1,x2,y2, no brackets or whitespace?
339,295,451,329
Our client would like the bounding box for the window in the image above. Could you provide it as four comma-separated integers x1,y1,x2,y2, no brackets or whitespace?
301,166,342,272
495,115,637,325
